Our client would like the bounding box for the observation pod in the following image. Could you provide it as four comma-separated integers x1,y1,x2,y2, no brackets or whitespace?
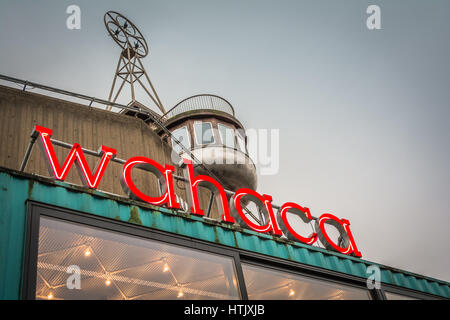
158,94,257,192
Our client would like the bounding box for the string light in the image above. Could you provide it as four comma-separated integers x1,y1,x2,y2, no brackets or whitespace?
84,248,92,257
176,283,184,298
105,279,111,286
287,283,295,297
47,292,54,300
161,257,170,272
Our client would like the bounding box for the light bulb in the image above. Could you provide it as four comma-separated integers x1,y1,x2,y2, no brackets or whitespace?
177,290,184,298
288,288,295,297
163,263,169,272
84,248,91,257
105,279,111,286
47,292,54,300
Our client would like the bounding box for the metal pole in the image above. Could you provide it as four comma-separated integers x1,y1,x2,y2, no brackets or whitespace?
206,190,215,218
106,55,123,111
19,130,39,172
125,48,136,102
137,58,166,113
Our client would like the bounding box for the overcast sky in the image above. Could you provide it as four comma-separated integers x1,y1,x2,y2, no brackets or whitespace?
0,0,449,282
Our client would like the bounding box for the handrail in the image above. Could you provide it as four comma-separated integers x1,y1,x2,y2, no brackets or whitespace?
159,94,235,122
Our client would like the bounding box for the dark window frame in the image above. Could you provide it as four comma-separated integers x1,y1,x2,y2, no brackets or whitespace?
22,200,445,300
380,283,442,300
22,201,248,300
240,259,374,300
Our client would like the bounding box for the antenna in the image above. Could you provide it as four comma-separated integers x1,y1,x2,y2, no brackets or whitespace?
104,11,166,114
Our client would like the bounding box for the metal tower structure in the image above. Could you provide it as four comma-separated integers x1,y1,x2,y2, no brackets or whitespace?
104,11,165,113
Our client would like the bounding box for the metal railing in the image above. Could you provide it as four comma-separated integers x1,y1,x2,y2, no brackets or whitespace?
159,94,235,121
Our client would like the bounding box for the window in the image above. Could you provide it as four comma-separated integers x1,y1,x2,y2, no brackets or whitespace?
242,263,370,300
34,216,240,300
218,124,235,148
171,126,190,154
194,122,214,145
385,292,418,300
236,131,246,152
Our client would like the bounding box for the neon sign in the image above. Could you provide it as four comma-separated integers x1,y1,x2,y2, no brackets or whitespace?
36,126,116,189
35,125,362,257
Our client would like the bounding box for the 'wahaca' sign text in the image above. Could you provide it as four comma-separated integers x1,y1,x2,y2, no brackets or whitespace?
35,125,362,257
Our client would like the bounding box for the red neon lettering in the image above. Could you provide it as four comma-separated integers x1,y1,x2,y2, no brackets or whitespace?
280,202,318,245
318,213,362,257
183,158,234,223
121,156,180,208
33,125,362,257
233,188,282,236
35,125,116,189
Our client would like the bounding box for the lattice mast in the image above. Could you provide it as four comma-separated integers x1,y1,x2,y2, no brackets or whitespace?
104,11,165,113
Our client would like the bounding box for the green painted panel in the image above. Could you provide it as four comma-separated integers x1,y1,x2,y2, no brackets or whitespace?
0,174,28,299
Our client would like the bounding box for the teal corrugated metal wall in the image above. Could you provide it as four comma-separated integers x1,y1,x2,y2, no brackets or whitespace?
0,168,449,299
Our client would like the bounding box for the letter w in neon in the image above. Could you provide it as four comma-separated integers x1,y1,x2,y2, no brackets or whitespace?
35,125,116,189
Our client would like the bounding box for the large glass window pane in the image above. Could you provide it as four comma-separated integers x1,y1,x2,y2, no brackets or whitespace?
171,126,190,154
385,292,418,300
194,122,214,145
218,124,235,148
35,216,240,300
242,263,370,300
